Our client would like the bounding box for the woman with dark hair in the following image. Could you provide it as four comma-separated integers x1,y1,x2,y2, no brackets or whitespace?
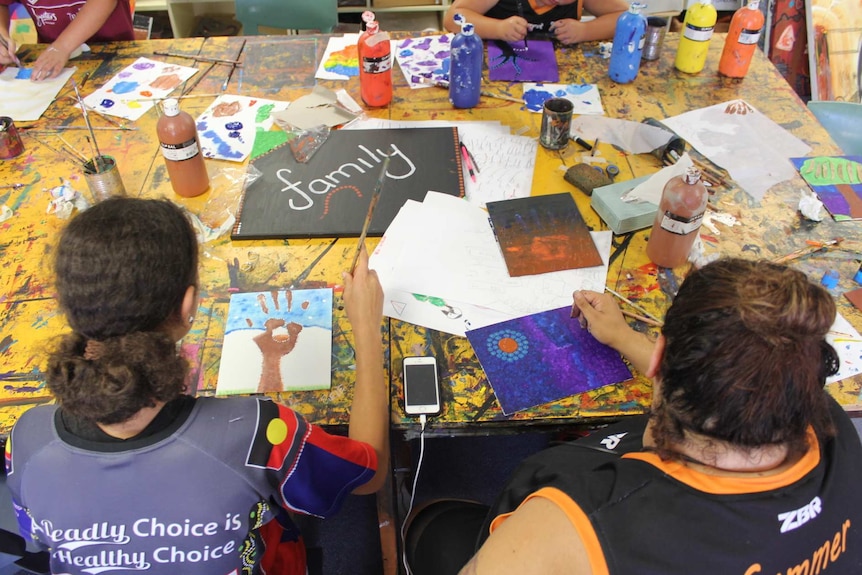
407,258,862,575
4,197,389,575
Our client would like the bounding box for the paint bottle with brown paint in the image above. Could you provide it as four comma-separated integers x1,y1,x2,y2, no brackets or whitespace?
646,167,707,268
157,98,209,198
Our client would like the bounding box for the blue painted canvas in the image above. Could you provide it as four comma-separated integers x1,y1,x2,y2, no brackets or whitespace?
467,306,632,415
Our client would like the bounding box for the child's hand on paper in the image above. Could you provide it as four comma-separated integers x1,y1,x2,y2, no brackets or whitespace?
31,45,69,81
496,16,529,42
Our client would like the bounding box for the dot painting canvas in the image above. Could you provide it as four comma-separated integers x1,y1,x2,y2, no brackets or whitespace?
216,288,333,396
466,306,632,415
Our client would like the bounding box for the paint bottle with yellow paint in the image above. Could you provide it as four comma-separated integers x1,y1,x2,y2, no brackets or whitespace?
674,0,717,74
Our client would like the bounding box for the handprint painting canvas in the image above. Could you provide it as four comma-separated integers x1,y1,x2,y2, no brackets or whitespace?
216,289,333,396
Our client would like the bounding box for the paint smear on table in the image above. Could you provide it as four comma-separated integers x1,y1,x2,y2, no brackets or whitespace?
216,288,333,395
196,95,289,162
394,34,452,89
522,82,604,115
82,57,198,121
467,306,632,415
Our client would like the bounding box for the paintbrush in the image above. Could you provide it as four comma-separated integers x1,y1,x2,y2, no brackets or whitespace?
181,61,217,97
72,81,104,172
772,238,844,264
605,287,664,325
121,93,221,103
349,156,391,274
154,51,244,66
222,39,246,91
515,0,529,50
56,135,89,163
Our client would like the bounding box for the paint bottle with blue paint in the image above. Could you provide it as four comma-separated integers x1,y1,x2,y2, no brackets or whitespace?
449,14,483,109
608,2,648,84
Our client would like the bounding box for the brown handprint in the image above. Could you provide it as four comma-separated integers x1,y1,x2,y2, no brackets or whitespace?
724,101,754,115
253,318,303,393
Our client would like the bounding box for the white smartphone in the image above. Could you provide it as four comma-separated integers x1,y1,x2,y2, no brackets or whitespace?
403,356,442,416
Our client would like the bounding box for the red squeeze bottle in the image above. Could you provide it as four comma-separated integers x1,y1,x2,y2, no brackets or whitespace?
156,98,209,198
718,0,765,78
646,167,708,268
358,11,392,107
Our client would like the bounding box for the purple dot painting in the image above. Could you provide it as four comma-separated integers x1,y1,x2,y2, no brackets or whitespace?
488,39,559,83
466,306,632,415
132,61,155,70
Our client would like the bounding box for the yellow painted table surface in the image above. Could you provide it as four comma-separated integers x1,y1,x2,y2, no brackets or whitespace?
1,34,860,439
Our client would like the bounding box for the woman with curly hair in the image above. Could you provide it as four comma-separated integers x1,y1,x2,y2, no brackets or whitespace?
4,197,389,575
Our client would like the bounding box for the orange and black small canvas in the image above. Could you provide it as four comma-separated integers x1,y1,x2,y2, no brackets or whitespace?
487,192,602,278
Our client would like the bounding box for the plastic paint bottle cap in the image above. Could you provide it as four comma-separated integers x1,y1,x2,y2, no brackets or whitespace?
821,270,840,290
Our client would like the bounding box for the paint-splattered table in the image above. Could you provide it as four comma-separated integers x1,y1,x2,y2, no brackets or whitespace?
1,34,860,445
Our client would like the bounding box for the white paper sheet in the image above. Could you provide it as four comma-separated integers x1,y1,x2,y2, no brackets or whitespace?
570,116,672,154
370,192,611,335
83,57,198,121
662,100,811,201
0,67,76,122
315,34,361,81
523,83,604,116
828,312,862,385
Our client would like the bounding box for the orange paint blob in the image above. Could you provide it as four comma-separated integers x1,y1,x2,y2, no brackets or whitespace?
498,337,519,353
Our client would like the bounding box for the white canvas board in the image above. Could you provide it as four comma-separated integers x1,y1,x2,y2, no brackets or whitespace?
195,94,289,162
0,67,76,122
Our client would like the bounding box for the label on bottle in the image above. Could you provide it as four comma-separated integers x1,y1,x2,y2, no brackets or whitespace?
683,24,715,42
738,29,762,45
362,55,392,74
161,138,200,162
638,37,645,50
659,211,704,235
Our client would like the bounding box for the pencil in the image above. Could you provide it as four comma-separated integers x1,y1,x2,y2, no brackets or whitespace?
604,286,664,325
349,156,391,273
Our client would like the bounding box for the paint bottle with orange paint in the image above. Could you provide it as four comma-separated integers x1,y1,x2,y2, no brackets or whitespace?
718,0,765,79
157,98,209,198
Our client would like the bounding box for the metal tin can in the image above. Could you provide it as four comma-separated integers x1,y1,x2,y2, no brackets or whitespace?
0,117,25,160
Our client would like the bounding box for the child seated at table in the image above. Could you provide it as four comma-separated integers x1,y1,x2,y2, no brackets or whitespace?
444,0,628,45
0,0,134,81
3,197,389,575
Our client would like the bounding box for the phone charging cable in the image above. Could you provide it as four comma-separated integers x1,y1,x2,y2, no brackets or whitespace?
400,413,428,575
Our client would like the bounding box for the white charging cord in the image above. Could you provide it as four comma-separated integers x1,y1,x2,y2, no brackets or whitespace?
400,413,428,575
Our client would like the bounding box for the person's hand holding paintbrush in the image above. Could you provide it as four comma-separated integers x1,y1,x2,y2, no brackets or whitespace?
349,156,390,274
0,32,21,67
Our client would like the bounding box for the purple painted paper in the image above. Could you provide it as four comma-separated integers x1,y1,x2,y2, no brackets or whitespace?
466,306,632,415
487,39,559,83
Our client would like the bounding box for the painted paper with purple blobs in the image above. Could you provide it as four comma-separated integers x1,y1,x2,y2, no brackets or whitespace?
523,82,604,116
394,34,453,89
487,39,558,83
466,306,631,415
82,57,198,121
196,95,289,162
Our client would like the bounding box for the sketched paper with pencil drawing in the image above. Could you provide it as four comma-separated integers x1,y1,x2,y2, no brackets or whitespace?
216,288,333,396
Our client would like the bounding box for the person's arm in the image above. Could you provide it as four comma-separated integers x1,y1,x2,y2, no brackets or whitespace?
445,0,529,42
571,290,655,374
341,246,389,494
0,6,19,66
31,0,119,81
458,497,593,575
549,0,628,44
